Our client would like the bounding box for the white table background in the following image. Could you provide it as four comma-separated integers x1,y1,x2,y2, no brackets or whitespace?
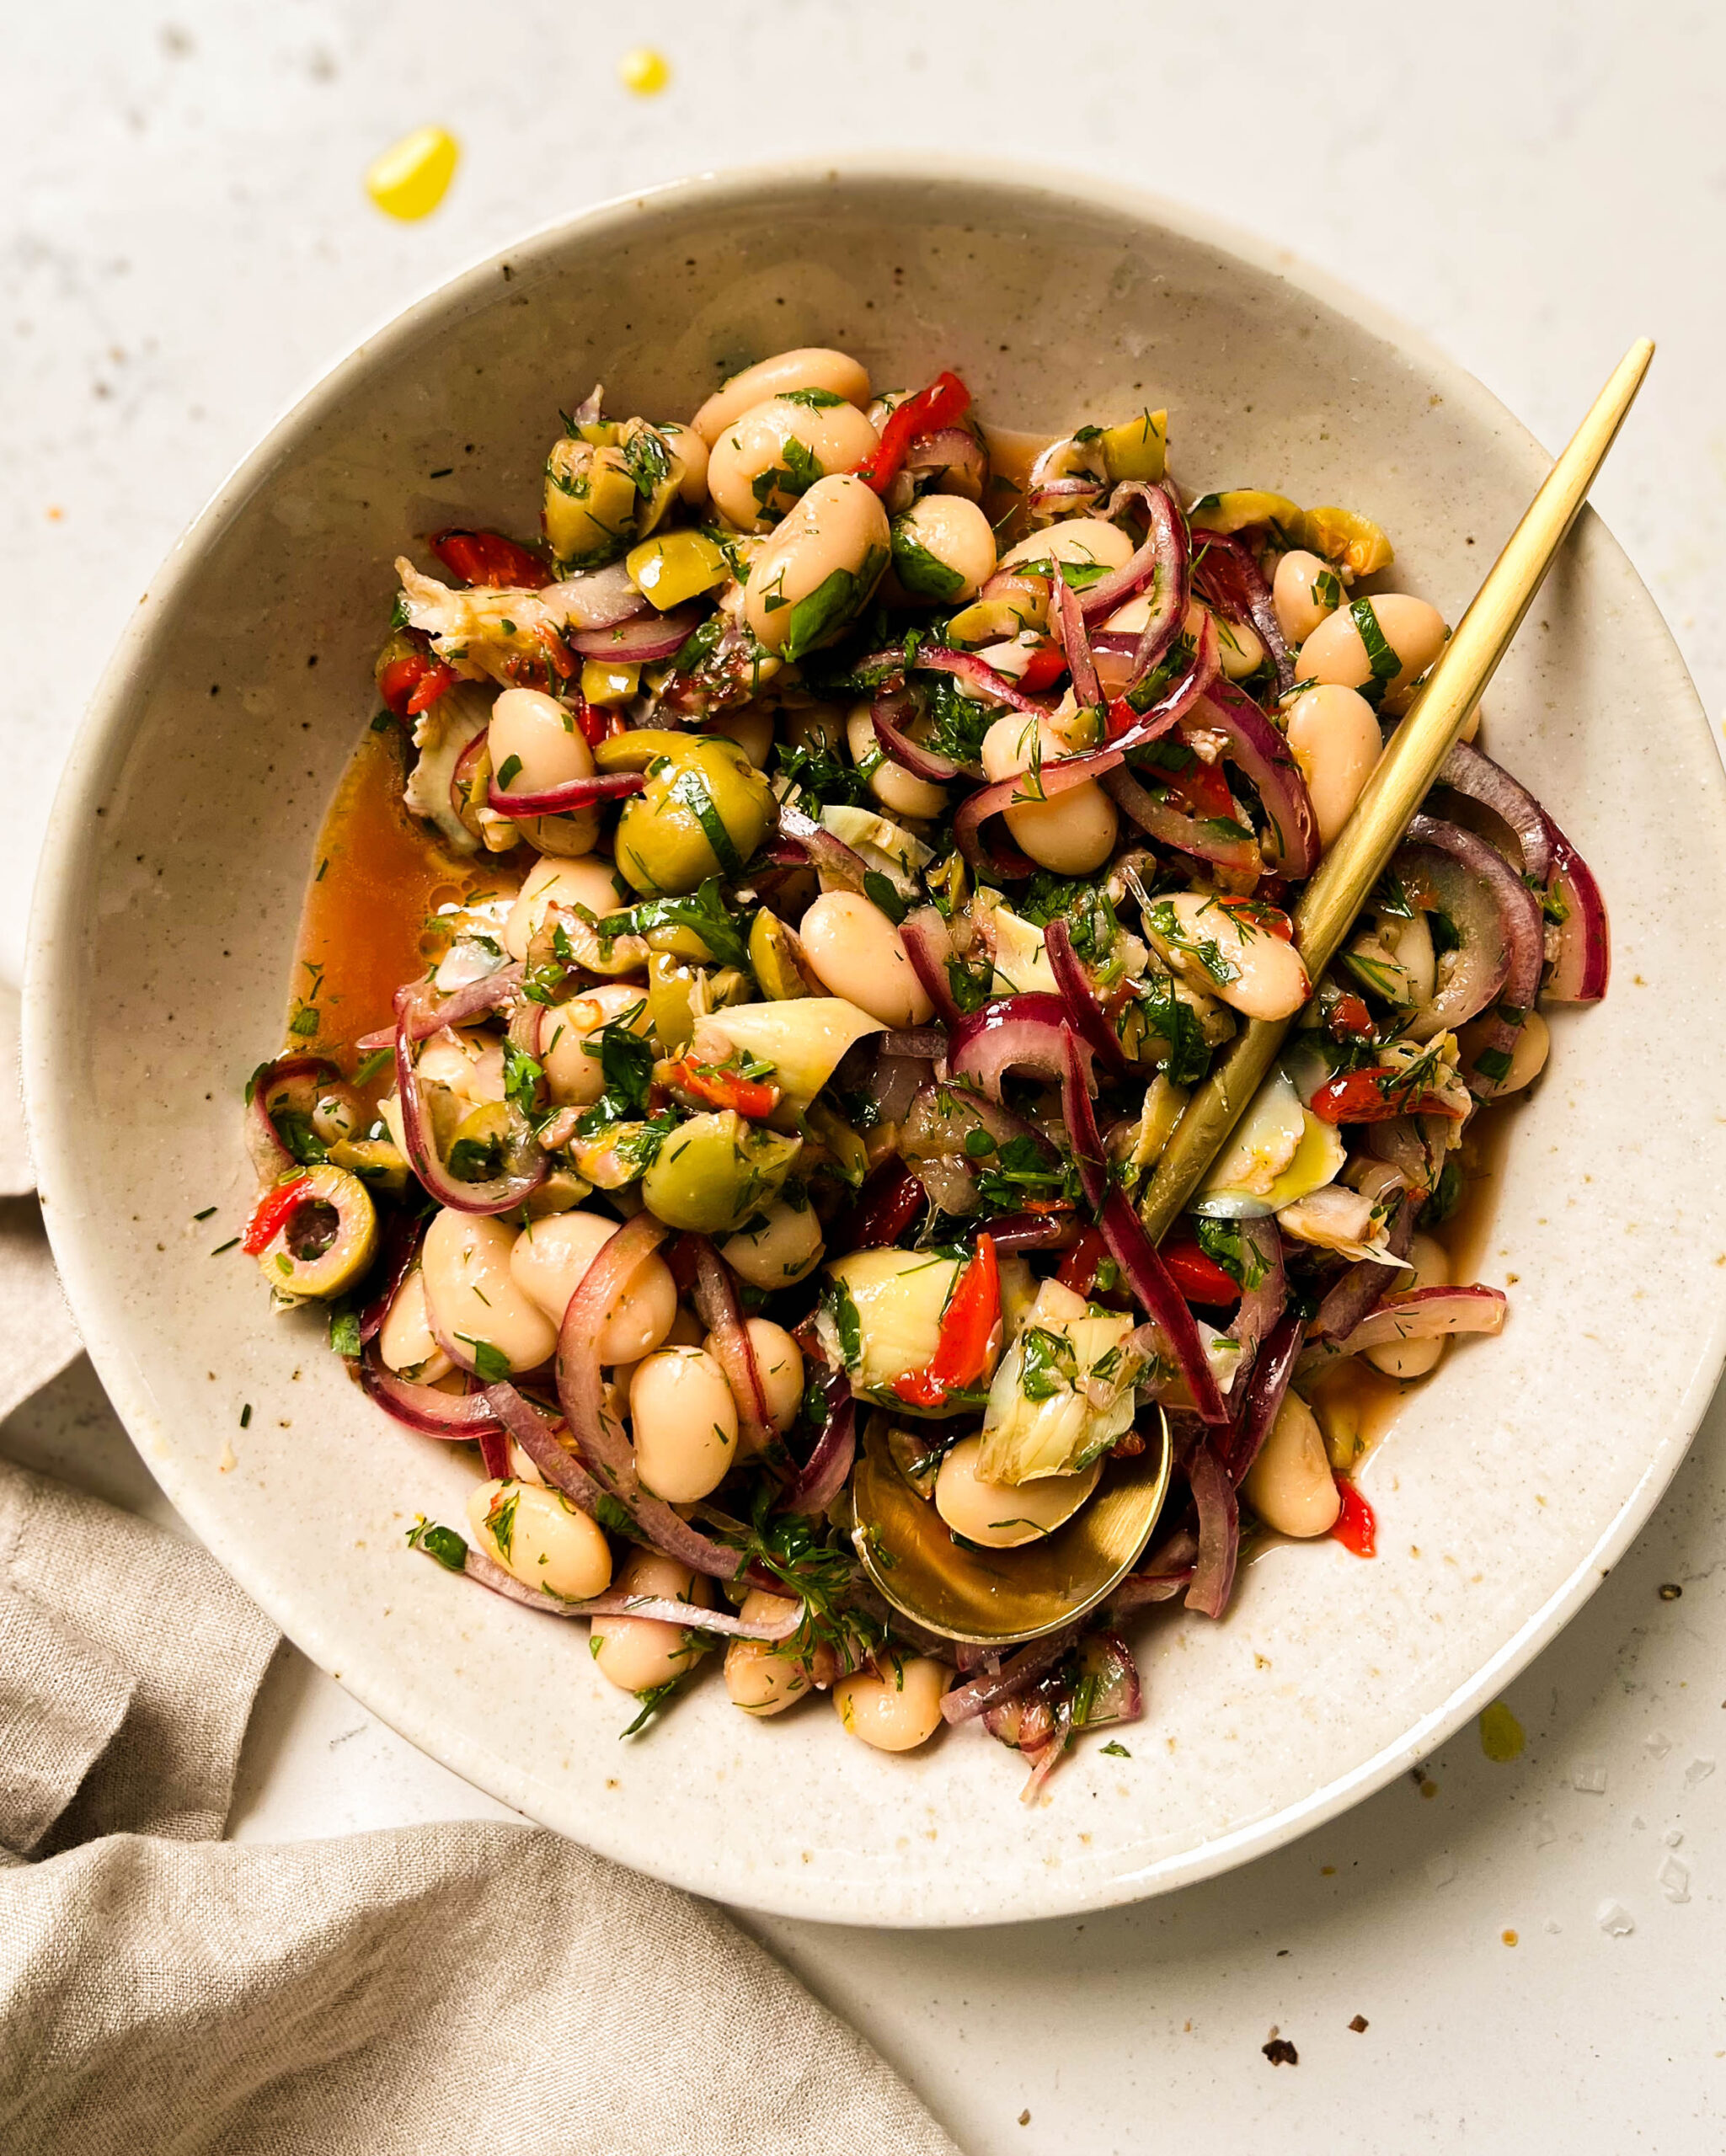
8,4,1726,2147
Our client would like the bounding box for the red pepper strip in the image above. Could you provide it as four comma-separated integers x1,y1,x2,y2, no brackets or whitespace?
1015,643,1068,696
242,1173,310,1257
1055,1223,1132,1309
853,371,972,494
1310,1070,1467,1126
1159,1239,1242,1308
430,527,552,590
574,697,610,749
536,622,578,680
1218,897,1295,942
892,1233,1000,1409
1325,991,1376,1041
666,1060,780,1119
1332,1476,1376,1557
379,652,456,718
833,1160,927,1253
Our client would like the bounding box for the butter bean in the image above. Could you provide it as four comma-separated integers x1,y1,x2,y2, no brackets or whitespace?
422,1210,556,1374
377,1265,452,1383
466,1477,612,1599
704,1316,804,1433
1146,891,1310,1022
487,686,598,857
799,891,933,1027
692,349,871,447
629,1345,739,1502
934,1435,1100,1549
833,1656,949,1753
1242,1393,1341,1537
1284,683,1382,846
537,982,651,1106
1365,1231,1451,1380
503,854,628,963
979,712,1118,876
892,494,997,603
721,1201,826,1292
1273,548,1344,643
998,515,1135,574
846,698,947,821
743,476,890,655
508,1209,677,1362
707,395,881,531
724,1591,812,1714
590,1550,712,1694
1296,593,1447,713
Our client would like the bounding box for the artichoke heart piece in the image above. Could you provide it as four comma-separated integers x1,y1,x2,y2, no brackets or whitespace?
1190,1068,1345,1219
820,805,933,898
977,892,1058,996
824,1248,971,1414
977,1278,1144,1485
700,998,884,1108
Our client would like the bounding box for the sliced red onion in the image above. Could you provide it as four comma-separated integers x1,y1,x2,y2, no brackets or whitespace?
951,993,1090,1101
1061,1027,1228,1426
1051,574,1100,709
488,771,645,815
567,605,702,662
877,1026,948,1059
771,803,874,893
911,643,1050,719
1029,473,1105,517
1079,1630,1143,1726
398,965,525,1043
1111,1527,1200,1611
1184,1443,1240,1617
1221,1311,1303,1487
986,1212,1081,1253
354,1025,394,1054
1542,814,1611,1003
1191,529,1296,692
457,1544,804,1636
1093,609,1221,744
394,987,548,1215
1103,765,1257,874
569,385,605,426
1044,915,1129,1078
1328,1284,1508,1356
831,1157,927,1253
687,1236,773,1460
245,1051,339,1177
1309,1190,1414,1343
954,745,1125,880
1223,1216,1286,1391
1199,681,1319,876
1437,739,1554,882
360,1345,503,1439
1365,1114,1447,1198
871,689,972,782
904,426,987,494
900,907,962,1027
1078,483,1189,683
1400,814,1543,1094
941,1624,1079,1726
357,1212,425,1347
784,1369,856,1516
541,559,646,631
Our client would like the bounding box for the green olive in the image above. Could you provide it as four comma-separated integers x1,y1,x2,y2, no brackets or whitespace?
641,1111,801,1235
647,948,698,1051
543,435,640,569
593,727,694,775
327,1136,409,1195
705,966,754,1011
749,910,811,1001
613,739,774,897
254,1164,377,1300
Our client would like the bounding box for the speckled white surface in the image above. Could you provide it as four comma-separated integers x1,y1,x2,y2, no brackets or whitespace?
9,3,1726,2144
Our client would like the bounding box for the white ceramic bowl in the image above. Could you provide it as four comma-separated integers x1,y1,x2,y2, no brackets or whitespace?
25,157,1726,1926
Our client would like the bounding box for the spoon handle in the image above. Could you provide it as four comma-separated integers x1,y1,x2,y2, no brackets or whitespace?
1138,337,1655,1243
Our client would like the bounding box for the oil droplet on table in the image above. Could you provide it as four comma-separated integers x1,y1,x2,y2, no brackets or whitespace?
617,47,671,94
366,125,460,221
1478,1700,1526,1763
1501,1929,1519,1946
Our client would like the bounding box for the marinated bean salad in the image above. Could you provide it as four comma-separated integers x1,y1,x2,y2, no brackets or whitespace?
244,345,1609,1790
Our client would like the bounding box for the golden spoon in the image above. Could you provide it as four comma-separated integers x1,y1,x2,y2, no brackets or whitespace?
852,339,1654,1646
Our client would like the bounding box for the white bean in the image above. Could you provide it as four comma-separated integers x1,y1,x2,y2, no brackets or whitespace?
1186,598,1264,682
692,349,872,447
1242,1393,1340,1538
377,1266,452,1383
724,1591,812,1714
934,1435,1101,1549
1273,548,1344,644
487,686,599,857
590,1550,712,1694
721,1200,826,1291
707,395,881,531
799,891,933,1027
466,1477,612,1599
1459,1006,1550,1095
503,854,628,963
538,983,651,1106
892,494,997,603
422,1210,556,1374
743,476,890,653
705,704,775,768
833,1657,949,1753
1296,593,1447,713
1284,684,1383,846
978,711,1118,876
709,1316,804,1433
658,421,710,504
630,1345,739,1502
1147,892,1310,1022
998,515,1135,574
845,698,947,820
1365,1231,1451,1380
508,1209,677,1362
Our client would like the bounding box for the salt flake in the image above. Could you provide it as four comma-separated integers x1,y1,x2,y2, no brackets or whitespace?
1572,1759,1608,1796
1664,1828,1685,1849
1684,1758,1716,1788
1658,1857,1691,1906
1644,1730,1673,1760
1425,1853,1458,1890
1596,1900,1635,1937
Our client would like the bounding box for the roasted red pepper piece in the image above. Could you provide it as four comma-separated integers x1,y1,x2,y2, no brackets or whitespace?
1014,642,1067,696
853,371,972,494
1054,1223,1132,1309
379,651,457,718
1331,1476,1376,1557
892,1232,1000,1409
1158,1238,1242,1308
665,1060,780,1119
242,1174,310,1257
833,1160,927,1253
573,696,610,749
1325,990,1377,1042
430,527,551,590
1310,1069,1465,1125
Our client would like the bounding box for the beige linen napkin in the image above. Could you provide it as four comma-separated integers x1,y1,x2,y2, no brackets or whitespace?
0,986,961,2156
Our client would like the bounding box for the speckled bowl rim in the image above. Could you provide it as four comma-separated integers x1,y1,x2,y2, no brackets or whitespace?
24,152,1717,1926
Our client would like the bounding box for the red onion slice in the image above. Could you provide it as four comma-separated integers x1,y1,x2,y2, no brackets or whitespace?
1198,680,1319,876
1327,1284,1508,1356
1075,484,1189,679
488,771,645,815
904,425,988,494
357,1213,425,1348
1399,814,1544,1094
457,1544,804,1636
1044,915,1129,1079
245,1051,339,1177
1191,529,1296,692
566,605,703,662
398,965,525,1044
1051,574,1100,709
771,803,874,893
1103,765,1258,874
941,1624,1080,1725
951,993,1091,1101
1221,1310,1303,1487
1060,1028,1228,1426
393,987,548,1215
361,1345,504,1438
953,746,1125,881
1437,739,1555,882
900,908,962,1027
541,560,648,631
1310,1191,1415,1343
1542,815,1611,1003
1112,1527,1200,1611
911,644,1050,719
1079,1631,1144,1726
1223,1216,1286,1392
986,1212,1081,1254
1029,473,1105,516
877,1026,948,1059
784,1369,856,1516
687,1236,774,1460
871,689,973,782
1184,1443,1240,1617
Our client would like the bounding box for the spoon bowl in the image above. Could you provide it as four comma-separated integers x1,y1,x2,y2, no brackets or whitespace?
851,1407,1173,1646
